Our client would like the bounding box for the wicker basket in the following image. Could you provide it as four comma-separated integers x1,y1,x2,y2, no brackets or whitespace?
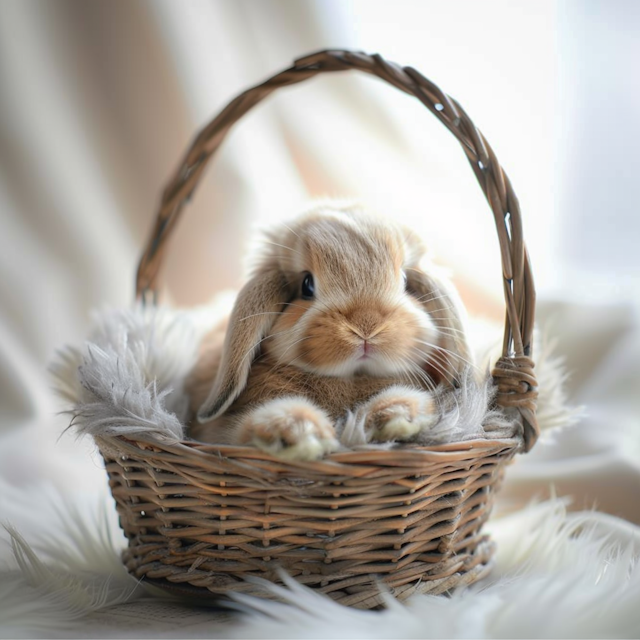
99,49,538,610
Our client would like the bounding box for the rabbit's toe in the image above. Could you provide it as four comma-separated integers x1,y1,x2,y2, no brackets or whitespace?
239,398,338,461
363,387,438,443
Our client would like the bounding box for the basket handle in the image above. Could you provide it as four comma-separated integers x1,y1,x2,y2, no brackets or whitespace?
135,49,539,452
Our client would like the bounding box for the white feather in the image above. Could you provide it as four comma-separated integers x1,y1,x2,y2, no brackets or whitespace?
49,304,218,444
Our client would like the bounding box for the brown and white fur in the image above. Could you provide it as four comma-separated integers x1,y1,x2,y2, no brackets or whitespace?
186,203,471,460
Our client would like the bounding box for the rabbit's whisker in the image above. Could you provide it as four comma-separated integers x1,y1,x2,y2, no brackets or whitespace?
237,311,283,322
279,221,301,239
411,348,459,412
412,344,451,379
423,306,457,316
410,357,458,415
271,336,312,369
283,303,311,311
427,315,467,325
263,240,304,257
236,326,301,368
237,335,275,368
286,348,314,369
404,362,426,394
414,340,478,371
413,292,454,305
430,322,467,332
436,325,466,338
406,354,439,394
285,299,335,317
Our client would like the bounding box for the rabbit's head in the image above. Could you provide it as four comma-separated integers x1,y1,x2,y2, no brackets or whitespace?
198,203,471,422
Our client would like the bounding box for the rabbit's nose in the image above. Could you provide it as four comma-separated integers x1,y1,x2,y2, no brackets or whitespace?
344,308,386,340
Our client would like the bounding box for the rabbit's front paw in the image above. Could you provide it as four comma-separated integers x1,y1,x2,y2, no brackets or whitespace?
237,397,338,461
362,386,438,443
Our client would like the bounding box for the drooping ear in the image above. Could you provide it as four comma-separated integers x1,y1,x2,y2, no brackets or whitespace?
405,263,472,387
197,270,288,422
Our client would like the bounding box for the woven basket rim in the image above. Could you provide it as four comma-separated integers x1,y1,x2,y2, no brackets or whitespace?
102,433,520,475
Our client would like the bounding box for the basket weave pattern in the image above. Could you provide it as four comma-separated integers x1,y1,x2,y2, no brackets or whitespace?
97,50,538,609
101,438,516,608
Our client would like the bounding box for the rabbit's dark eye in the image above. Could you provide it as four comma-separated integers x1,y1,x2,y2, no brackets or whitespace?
402,271,408,290
301,273,315,299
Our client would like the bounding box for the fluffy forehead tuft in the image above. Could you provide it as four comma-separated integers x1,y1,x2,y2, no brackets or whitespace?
256,204,426,286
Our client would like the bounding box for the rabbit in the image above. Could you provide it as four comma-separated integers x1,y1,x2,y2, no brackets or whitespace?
186,202,472,461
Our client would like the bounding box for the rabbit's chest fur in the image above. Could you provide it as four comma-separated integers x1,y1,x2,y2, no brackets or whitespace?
229,357,413,420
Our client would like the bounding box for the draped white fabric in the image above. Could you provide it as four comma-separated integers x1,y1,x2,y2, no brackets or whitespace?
0,0,639,606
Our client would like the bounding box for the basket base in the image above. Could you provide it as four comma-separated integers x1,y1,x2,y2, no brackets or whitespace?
128,548,494,611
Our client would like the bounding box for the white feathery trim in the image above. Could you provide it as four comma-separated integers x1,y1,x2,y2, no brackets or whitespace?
49,304,218,444
533,329,586,437
49,303,581,448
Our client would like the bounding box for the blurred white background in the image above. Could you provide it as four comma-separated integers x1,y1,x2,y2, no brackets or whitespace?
0,0,638,524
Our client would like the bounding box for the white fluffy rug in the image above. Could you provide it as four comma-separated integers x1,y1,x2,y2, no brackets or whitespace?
1,490,639,639
2,303,637,638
